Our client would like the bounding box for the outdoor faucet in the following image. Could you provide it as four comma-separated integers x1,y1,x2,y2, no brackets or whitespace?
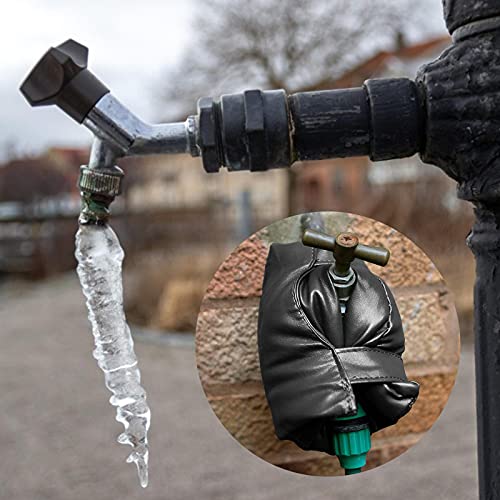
20,39,424,221
19,40,199,223
302,229,390,314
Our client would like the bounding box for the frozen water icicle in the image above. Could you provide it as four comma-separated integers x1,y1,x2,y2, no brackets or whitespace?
75,224,150,487
75,223,151,488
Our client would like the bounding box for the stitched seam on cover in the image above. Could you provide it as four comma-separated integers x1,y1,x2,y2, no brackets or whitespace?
337,348,407,382
349,375,405,382
377,277,393,337
337,346,402,360
292,253,336,351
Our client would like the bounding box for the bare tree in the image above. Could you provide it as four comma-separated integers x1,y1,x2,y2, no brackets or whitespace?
162,0,418,117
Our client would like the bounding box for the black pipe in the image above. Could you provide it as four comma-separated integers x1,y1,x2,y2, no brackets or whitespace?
197,78,424,173
289,87,370,160
290,79,423,162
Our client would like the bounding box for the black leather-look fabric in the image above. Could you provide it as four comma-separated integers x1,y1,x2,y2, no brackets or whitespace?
336,347,409,384
258,242,419,453
257,242,356,453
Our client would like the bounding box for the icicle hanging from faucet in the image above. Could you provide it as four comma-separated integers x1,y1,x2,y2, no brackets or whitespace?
75,223,151,488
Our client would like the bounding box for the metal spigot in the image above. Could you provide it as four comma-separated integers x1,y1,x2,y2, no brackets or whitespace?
19,40,197,157
19,39,198,223
302,229,390,314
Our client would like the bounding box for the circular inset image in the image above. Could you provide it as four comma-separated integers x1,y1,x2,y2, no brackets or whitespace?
195,212,460,476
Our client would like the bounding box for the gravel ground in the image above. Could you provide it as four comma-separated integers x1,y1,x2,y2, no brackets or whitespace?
0,274,477,500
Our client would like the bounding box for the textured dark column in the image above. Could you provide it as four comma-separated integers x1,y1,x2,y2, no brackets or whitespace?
443,0,500,34
468,207,500,500
418,3,500,498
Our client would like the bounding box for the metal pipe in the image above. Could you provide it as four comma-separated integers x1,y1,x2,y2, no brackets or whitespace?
300,212,326,234
88,137,120,169
19,40,424,175
302,229,390,315
84,94,197,157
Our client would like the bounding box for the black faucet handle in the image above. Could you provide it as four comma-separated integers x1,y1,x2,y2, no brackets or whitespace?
20,39,109,123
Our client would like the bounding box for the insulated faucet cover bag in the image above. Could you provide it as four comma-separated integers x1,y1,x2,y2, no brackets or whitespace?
257,242,419,454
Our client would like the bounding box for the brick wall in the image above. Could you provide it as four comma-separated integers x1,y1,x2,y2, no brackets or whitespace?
196,212,461,475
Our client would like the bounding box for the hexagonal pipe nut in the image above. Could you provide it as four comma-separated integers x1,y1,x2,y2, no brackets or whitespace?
243,90,267,171
197,97,221,173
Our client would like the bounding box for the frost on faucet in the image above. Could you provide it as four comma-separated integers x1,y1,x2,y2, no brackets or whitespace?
75,223,151,488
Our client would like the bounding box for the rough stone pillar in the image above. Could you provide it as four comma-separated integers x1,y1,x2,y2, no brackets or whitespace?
418,2,500,498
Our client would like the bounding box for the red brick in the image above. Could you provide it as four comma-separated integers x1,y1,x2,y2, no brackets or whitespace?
205,235,269,300
347,215,443,288
397,289,460,368
375,370,457,439
196,305,261,385
273,434,421,476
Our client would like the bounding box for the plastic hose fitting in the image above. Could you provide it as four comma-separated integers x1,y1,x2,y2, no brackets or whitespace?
332,405,372,474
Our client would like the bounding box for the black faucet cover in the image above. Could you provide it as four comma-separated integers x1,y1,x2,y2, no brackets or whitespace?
258,242,419,454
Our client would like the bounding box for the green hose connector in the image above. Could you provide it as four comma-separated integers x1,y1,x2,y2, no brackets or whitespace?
77,165,124,224
332,405,371,475
79,193,111,224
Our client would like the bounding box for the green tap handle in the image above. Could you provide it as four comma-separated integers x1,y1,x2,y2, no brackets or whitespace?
302,229,390,276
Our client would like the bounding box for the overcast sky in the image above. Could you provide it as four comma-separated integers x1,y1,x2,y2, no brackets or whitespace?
2,0,446,160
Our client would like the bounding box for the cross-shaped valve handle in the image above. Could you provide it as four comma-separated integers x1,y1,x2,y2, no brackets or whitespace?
302,229,390,277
